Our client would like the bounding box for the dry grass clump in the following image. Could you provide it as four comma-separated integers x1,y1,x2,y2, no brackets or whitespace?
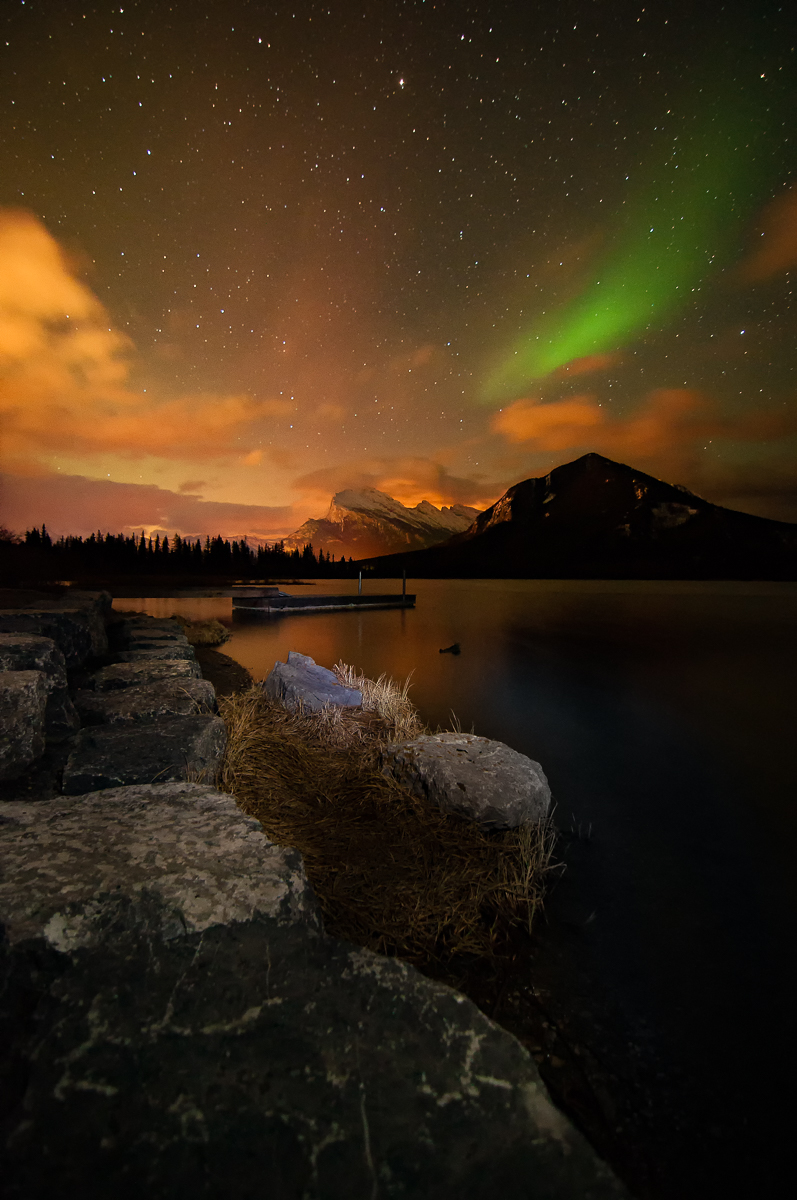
333,660,424,741
219,671,557,966
170,613,231,646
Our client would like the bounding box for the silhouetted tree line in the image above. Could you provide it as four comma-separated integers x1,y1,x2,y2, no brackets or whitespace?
0,525,356,582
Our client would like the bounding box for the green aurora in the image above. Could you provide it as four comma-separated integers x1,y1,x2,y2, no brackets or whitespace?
483,69,781,400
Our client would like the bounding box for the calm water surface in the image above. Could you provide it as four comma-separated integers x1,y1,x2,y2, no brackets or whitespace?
118,579,797,1196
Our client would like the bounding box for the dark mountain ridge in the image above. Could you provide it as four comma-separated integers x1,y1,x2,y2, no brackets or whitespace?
359,453,797,579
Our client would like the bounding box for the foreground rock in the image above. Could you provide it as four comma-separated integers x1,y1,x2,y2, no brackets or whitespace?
73,678,218,726
61,715,227,793
0,671,49,780
89,659,202,689
263,649,362,712
0,608,97,667
0,632,80,738
114,645,197,664
382,732,552,829
0,783,627,1199
0,590,110,664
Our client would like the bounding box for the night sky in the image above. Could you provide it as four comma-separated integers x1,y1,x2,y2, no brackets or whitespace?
1,0,795,541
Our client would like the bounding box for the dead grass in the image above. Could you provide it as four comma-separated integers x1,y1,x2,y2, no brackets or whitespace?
218,667,558,966
170,614,231,646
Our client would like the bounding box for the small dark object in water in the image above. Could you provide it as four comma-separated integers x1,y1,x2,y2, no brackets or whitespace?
439,643,461,655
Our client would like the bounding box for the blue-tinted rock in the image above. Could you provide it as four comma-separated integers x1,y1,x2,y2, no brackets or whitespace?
263,650,362,712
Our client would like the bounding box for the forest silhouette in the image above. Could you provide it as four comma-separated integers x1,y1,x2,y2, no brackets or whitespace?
0,525,355,584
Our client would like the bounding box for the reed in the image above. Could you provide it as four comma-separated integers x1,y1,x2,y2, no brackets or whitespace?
218,669,557,966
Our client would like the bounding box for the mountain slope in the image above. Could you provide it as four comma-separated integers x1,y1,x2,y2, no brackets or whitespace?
283,488,479,559
359,454,797,579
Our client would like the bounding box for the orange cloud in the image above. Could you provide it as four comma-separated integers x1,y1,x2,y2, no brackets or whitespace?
293,455,499,510
493,388,796,461
494,394,605,450
0,470,297,542
738,186,797,282
0,209,288,472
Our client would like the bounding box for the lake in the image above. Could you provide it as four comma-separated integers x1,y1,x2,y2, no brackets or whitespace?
117,578,797,1198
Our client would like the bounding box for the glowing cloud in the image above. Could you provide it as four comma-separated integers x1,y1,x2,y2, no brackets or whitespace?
0,210,288,473
738,185,797,282
493,389,797,463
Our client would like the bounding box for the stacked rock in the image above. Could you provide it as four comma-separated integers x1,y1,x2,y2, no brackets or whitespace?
0,592,226,797
1,623,628,1198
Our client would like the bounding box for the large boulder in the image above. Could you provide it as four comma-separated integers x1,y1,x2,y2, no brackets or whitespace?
263,650,362,712
89,660,202,690
0,783,317,943
0,784,627,1199
73,679,218,726
0,632,79,739
0,609,96,667
0,670,49,780
382,733,552,830
0,592,110,662
61,715,227,794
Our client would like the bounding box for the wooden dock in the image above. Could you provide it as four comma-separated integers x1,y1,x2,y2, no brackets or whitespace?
233,592,415,615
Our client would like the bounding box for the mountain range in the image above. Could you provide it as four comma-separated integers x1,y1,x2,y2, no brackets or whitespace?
357,453,797,580
282,488,480,560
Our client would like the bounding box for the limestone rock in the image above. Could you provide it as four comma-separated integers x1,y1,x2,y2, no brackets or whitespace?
0,783,318,945
263,649,362,712
113,645,197,664
0,591,110,661
73,678,218,725
61,715,227,793
382,732,552,830
113,617,184,634
0,608,95,667
89,660,202,690
122,635,192,652
0,785,627,1199
0,670,49,781
0,632,79,739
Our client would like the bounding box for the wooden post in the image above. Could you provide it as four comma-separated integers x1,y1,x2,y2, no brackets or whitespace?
402,568,406,598
358,571,362,595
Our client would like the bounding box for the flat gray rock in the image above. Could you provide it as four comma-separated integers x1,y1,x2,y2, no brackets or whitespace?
0,670,49,781
0,608,96,667
122,636,192,653
113,618,184,635
0,785,626,1199
263,649,362,712
113,645,197,664
73,678,218,725
90,660,202,689
0,632,79,738
382,733,552,830
61,715,227,793
0,783,318,946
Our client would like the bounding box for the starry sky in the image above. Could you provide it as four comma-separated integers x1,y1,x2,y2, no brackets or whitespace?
1,0,795,541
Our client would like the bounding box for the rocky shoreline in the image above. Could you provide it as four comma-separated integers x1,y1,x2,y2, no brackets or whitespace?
0,588,628,1197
